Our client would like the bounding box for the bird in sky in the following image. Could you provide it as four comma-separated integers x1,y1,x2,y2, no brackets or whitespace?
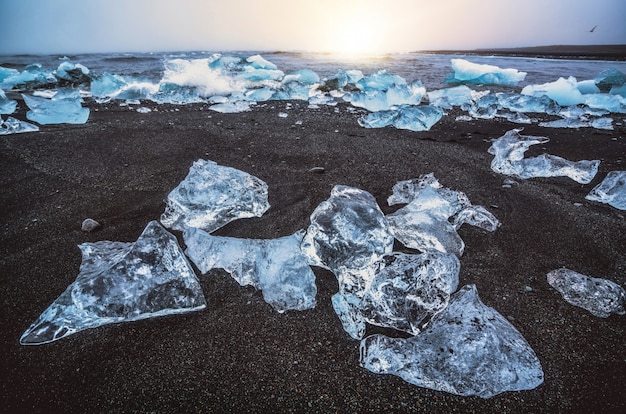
589,25,598,32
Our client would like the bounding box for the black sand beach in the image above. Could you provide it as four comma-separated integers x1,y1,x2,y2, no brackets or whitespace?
1,98,625,413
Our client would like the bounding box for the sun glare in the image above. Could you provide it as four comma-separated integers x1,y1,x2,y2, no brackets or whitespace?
325,9,389,57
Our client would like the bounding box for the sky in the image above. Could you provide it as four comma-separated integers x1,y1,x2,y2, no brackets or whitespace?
1,0,625,55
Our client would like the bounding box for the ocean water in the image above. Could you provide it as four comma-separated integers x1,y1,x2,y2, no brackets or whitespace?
1,50,625,91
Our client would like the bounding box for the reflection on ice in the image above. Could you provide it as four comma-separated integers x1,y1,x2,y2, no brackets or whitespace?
585,170,626,210
360,285,544,398
488,129,600,183
160,159,270,232
20,221,207,345
184,228,316,313
547,268,625,317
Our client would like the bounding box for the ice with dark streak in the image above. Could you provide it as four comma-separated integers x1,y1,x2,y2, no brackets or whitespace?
160,159,270,232
547,268,626,317
183,228,317,313
585,170,626,210
0,116,39,135
20,221,207,345
360,284,544,398
488,129,599,183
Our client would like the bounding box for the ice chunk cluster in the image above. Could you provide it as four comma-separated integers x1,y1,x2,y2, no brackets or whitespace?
360,285,544,398
20,221,207,345
160,159,270,232
445,59,527,86
547,268,625,318
184,229,316,313
22,88,89,124
0,116,39,135
585,170,626,210
343,70,426,112
488,129,599,184
358,105,443,131
386,173,500,256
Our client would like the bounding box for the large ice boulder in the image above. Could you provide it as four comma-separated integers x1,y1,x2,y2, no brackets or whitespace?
22,88,89,124
521,77,586,107
445,59,527,86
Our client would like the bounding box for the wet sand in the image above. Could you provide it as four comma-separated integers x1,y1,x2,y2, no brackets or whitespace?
1,99,625,413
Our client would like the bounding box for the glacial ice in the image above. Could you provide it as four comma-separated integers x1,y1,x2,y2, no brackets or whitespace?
445,59,527,86
360,284,544,398
584,93,625,113
0,63,57,90
0,116,39,135
55,61,91,85
358,105,443,131
183,228,316,313
386,174,500,255
0,89,17,114
20,221,207,345
488,129,600,184
301,185,394,274
344,70,425,112
427,85,473,109
209,101,253,113
160,159,270,232
594,68,625,93
497,93,559,114
547,268,625,318
22,88,89,124
585,170,626,210
521,76,586,107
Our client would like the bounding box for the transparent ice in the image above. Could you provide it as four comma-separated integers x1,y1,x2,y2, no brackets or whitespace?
360,284,544,398
209,101,253,113
594,68,625,93
184,228,316,313
497,93,560,114
0,63,56,90
20,221,207,345
0,116,40,135
488,129,600,184
547,268,625,318
344,70,425,112
427,85,473,109
0,89,17,114
521,76,586,107
161,159,270,232
585,170,626,210
22,88,89,124
445,59,527,86
358,105,443,131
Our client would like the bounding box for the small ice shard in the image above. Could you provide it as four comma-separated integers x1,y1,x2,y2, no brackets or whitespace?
136,107,151,113
445,59,527,86
452,205,501,232
81,218,101,232
521,76,586,107
360,284,544,398
161,159,270,232
20,221,207,345
594,68,625,93
547,268,625,317
360,251,460,335
209,101,252,113
0,116,39,135
184,228,316,313
488,129,600,184
358,105,443,131
585,170,626,210
0,89,17,114
301,185,394,273
427,85,473,109
22,88,89,124
584,93,625,113
387,172,443,206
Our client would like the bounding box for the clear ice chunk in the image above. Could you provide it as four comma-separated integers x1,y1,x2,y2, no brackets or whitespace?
497,93,559,114
20,221,207,345
584,93,625,113
345,71,425,112
360,251,460,335
160,159,270,232
301,185,394,274
585,170,626,210
445,59,527,86
547,268,625,317
0,116,39,135
358,105,443,131
209,101,253,113
22,88,89,124
0,89,17,114
594,68,625,93
521,76,586,107
488,129,600,183
360,284,544,398
427,85,473,109
184,228,316,313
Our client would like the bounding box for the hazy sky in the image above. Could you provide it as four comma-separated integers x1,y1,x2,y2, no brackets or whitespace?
1,0,625,55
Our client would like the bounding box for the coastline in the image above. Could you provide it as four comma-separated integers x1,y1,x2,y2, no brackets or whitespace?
421,44,626,61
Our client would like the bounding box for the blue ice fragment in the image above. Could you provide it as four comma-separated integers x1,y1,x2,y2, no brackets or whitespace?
428,85,473,108
184,228,317,313
584,93,626,113
611,84,626,98
22,88,89,124
594,68,625,92
488,129,599,183
345,71,425,112
246,55,279,70
160,159,270,232
0,89,17,114
445,59,526,86
209,101,253,113
497,93,559,114
521,77,586,107
360,284,544,398
283,68,320,85
585,170,626,210
0,64,57,90
358,105,443,131
55,61,91,84
0,116,39,135
20,221,207,345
